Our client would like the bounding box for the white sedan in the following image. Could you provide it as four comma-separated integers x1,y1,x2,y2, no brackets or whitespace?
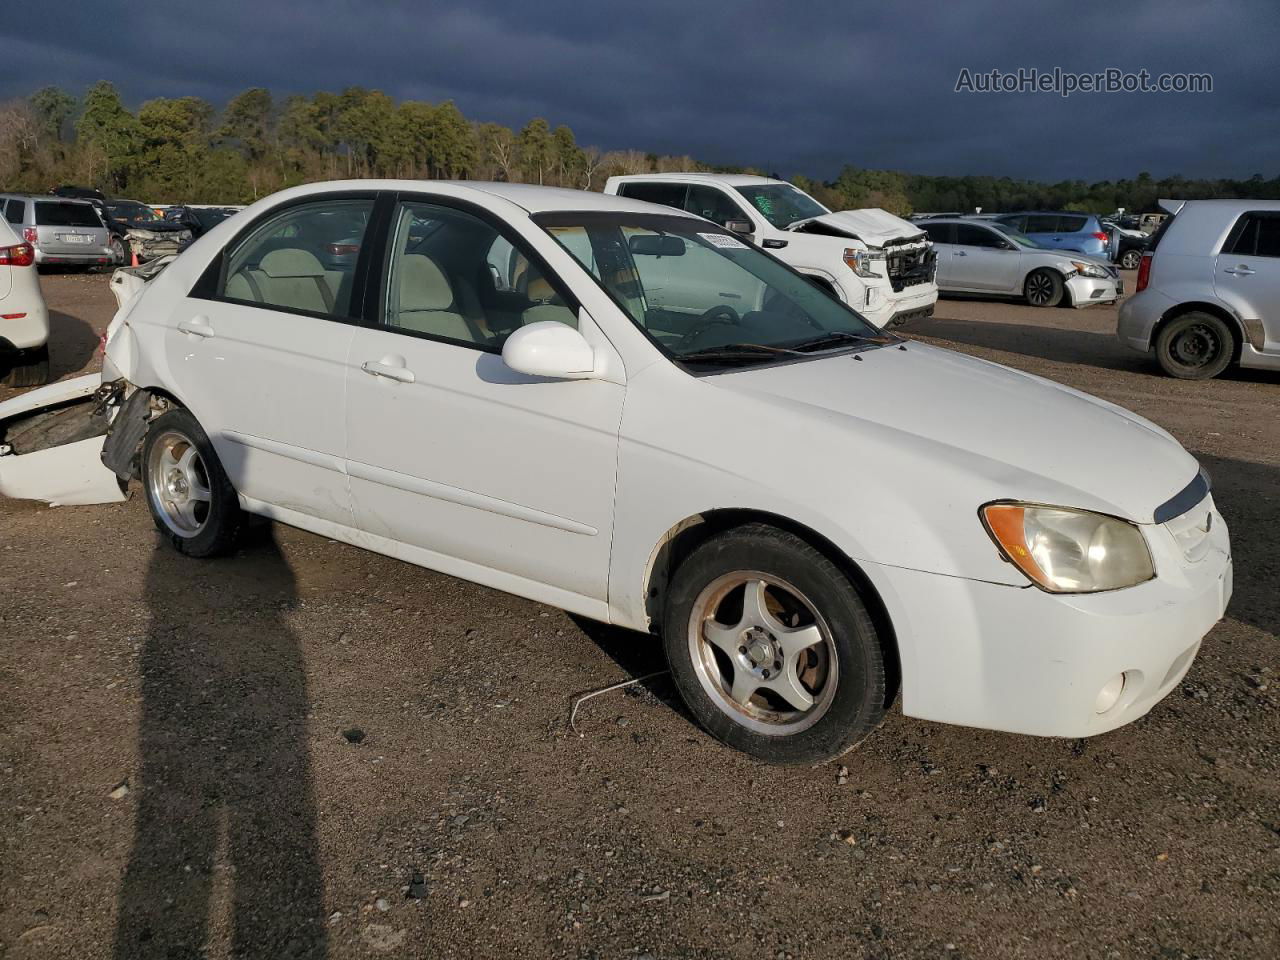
0,181,1231,764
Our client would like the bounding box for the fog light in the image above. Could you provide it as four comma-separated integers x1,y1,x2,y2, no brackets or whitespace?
1095,673,1127,714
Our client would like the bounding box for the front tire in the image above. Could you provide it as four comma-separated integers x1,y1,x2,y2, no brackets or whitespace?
1155,311,1235,380
1024,268,1064,307
3,345,50,387
142,408,244,557
662,524,888,765
109,236,127,266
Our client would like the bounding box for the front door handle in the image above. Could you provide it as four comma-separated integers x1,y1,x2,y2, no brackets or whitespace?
361,358,416,384
955,250,967,256
177,316,215,338
1224,264,1255,276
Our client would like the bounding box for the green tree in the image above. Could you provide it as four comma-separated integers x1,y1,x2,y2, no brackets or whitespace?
517,117,553,184
219,87,273,162
75,81,139,191
136,96,214,199
29,87,76,142
551,124,583,188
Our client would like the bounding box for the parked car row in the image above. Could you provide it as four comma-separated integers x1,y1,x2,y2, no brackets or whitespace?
0,179,1233,765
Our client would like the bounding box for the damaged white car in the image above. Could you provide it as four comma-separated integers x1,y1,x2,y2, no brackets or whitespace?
0,181,1231,765
606,173,937,328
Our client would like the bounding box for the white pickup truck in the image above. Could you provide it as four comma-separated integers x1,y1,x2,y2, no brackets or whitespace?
604,173,937,328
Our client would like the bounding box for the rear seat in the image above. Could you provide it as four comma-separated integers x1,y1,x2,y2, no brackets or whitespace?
227,248,338,314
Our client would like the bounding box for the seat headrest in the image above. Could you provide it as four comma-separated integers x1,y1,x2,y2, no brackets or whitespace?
258,248,326,278
526,275,556,302
398,254,454,311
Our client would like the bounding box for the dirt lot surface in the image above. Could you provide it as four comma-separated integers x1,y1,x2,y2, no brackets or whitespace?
2,273,1277,960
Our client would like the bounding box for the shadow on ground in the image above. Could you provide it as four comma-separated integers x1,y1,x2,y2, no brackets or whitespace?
113,531,327,959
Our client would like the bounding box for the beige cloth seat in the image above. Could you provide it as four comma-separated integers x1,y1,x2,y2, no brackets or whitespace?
392,254,481,342
227,248,337,314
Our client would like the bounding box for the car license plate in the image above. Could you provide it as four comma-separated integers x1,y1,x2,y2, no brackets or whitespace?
58,233,90,243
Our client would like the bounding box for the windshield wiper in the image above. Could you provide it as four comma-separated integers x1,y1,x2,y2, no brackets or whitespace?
786,330,899,353
678,342,807,365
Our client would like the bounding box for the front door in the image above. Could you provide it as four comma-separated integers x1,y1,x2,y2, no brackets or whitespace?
343,198,625,607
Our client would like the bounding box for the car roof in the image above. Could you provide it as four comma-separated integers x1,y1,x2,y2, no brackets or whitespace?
246,180,707,219
0,193,96,203
996,211,1099,218
608,172,781,187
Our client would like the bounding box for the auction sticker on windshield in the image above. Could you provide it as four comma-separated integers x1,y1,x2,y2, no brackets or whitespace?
699,233,748,249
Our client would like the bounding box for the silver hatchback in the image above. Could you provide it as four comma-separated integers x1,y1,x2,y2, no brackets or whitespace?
0,194,113,269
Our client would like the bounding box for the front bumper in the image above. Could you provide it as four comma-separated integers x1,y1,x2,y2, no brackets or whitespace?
862,283,938,327
127,234,189,261
1065,274,1123,307
862,497,1231,738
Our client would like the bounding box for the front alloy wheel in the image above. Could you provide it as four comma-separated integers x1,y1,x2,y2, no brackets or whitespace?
663,524,889,765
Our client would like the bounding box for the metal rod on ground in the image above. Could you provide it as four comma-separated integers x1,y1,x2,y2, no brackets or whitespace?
569,671,670,736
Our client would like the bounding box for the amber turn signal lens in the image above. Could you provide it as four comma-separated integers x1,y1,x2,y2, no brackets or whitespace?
982,503,1052,589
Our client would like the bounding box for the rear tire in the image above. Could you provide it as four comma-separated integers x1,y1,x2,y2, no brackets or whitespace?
1119,248,1142,270
1155,311,1234,380
662,523,888,765
1024,269,1064,307
141,408,244,558
3,345,51,387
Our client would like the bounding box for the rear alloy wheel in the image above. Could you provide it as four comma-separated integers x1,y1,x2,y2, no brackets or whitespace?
2,345,50,387
109,236,127,266
1024,268,1064,307
1119,248,1142,270
1155,311,1235,380
142,408,244,557
663,524,887,765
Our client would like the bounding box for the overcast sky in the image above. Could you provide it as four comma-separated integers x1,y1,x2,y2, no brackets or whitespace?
9,0,1278,182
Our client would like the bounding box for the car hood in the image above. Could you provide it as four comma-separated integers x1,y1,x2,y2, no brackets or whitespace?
788,208,926,248
713,342,1197,525
119,220,190,235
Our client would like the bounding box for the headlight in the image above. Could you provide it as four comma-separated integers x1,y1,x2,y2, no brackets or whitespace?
843,248,883,279
981,502,1154,593
1069,260,1109,279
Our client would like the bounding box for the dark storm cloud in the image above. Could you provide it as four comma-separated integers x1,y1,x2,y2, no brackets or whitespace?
10,0,1280,181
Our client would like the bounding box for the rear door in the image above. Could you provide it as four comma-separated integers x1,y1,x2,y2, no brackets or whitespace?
165,192,378,526
1215,211,1280,353
1023,214,1063,249
33,200,107,255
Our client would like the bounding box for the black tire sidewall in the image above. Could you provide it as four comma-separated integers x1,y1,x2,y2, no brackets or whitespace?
1025,269,1063,307
1155,312,1234,380
141,408,243,557
662,525,886,765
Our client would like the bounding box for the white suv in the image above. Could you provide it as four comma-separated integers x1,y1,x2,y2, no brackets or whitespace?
1118,200,1280,379
605,174,937,328
0,218,50,386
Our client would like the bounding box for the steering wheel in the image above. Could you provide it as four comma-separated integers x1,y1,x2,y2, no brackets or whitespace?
686,304,742,344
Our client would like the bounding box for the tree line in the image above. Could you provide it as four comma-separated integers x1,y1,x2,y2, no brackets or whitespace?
2,82,1278,215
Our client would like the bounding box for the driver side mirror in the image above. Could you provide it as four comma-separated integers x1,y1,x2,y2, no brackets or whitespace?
724,218,754,236
501,321,600,380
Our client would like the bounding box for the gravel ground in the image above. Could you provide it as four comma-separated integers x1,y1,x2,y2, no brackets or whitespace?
1,273,1276,960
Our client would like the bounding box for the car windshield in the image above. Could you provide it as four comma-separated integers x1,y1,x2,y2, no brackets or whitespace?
991,223,1042,249
108,202,162,225
733,184,830,229
534,211,888,369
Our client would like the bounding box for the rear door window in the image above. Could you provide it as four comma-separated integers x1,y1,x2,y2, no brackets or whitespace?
617,182,688,210
1223,212,1280,258
1024,215,1060,234
35,201,102,228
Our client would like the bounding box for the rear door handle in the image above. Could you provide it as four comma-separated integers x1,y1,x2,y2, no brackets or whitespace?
177,316,215,338
361,358,415,384
955,250,967,256
1224,264,1255,276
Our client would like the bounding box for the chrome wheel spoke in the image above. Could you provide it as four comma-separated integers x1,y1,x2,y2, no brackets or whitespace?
740,578,784,632
176,498,201,529
703,618,743,659
763,661,815,711
727,668,759,706
775,623,823,659
188,479,211,503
